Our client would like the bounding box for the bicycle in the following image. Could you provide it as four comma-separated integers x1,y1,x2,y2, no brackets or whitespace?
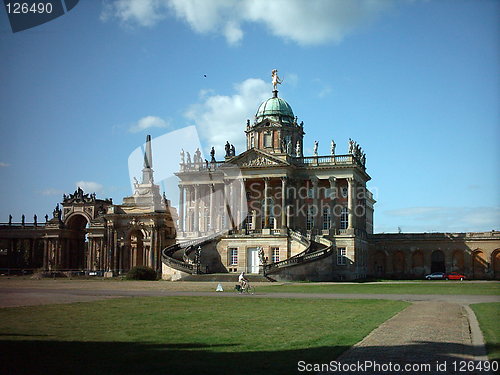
234,283,255,295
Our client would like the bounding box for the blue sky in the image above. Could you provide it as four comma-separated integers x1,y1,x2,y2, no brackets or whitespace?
0,0,498,233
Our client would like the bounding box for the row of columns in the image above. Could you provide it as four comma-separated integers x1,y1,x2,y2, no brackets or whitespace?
178,176,362,234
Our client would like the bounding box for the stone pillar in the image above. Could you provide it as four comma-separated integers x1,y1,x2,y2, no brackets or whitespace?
264,178,269,228
281,177,287,228
150,228,155,269
178,185,184,233
43,239,48,270
240,179,246,231
311,176,319,231
223,180,230,230
209,183,215,232
329,177,337,230
194,184,199,232
348,178,355,230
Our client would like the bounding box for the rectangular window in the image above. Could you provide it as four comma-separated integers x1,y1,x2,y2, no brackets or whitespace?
306,206,314,230
307,187,314,199
264,133,272,147
322,207,331,230
246,214,253,230
272,247,280,262
337,248,347,265
229,248,238,265
340,207,348,229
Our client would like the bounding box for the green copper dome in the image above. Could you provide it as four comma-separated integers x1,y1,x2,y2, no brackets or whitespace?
255,93,294,123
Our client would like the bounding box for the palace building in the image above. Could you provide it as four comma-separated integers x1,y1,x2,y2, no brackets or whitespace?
1,73,499,280
162,75,499,281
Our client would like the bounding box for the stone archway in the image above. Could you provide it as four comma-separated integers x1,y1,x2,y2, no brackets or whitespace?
472,250,488,279
65,213,90,270
411,250,424,277
128,229,145,269
374,251,387,277
492,250,500,280
392,251,405,277
451,250,465,273
431,250,445,273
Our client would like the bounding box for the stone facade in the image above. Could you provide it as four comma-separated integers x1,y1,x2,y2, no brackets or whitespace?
0,136,177,276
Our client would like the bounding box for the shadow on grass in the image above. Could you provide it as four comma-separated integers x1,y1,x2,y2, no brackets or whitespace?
0,340,493,375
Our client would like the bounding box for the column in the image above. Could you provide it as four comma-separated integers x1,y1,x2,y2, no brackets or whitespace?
264,178,269,228
281,177,287,228
223,180,230,230
311,176,319,230
43,239,48,270
329,177,337,230
178,185,184,233
240,178,246,231
348,178,355,230
150,228,156,269
209,183,215,232
194,184,199,232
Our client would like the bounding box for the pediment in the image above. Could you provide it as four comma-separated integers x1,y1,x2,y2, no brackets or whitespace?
227,149,289,168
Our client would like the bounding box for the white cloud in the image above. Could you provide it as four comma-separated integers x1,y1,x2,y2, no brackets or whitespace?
101,0,393,45
101,0,167,27
382,206,500,233
75,181,104,193
129,115,169,133
0,162,10,167
40,188,64,196
185,78,270,156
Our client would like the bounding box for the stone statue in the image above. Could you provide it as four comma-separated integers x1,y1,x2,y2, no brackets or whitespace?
8,214,12,225
348,138,354,154
331,139,336,155
205,159,209,169
186,152,191,165
45,214,48,222
133,177,139,189
296,141,301,157
258,247,265,265
271,69,283,91
180,148,185,164
230,144,235,157
21,214,25,225
225,141,231,157
286,139,292,154
195,148,202,163
34,214,37,225
246,119,250,129
313,141,318,156
210,146,216,162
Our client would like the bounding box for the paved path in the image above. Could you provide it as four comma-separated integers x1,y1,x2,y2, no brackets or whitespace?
1,287,499,308
327,301,493,375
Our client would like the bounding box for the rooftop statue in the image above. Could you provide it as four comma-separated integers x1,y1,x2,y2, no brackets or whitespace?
313,140,318,156
271,69,283,91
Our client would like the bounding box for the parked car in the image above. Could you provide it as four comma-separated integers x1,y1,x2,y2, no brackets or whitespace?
445,272,466,281
425,272,446,280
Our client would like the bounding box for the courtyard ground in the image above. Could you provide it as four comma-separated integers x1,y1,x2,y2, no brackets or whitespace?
0,278,498,374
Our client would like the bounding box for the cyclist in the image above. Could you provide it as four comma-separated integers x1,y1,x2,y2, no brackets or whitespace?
238,271,249,292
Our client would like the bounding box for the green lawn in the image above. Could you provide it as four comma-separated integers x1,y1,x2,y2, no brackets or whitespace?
258,282,500,295
471,302,500,360
0,297,408,375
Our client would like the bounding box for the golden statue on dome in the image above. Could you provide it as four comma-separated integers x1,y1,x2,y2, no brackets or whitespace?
271,69,283,91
